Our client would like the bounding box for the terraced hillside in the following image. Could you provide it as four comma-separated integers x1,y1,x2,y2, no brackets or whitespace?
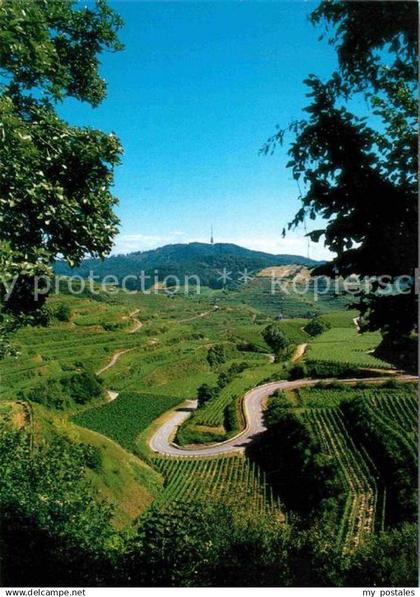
153,454,283,519
290,384,417,552
1,282,408,554
306,327,392,369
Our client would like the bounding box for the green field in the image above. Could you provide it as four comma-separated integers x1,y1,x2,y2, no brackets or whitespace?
306,327,392,369
153,454,283,519
73,391,183,451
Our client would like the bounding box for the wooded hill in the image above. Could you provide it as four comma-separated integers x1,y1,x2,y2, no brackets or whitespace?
55,242,322,289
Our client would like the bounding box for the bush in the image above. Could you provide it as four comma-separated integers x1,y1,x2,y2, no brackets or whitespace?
61,370,103,404
207,344,226,368
236,341,263,353
224,399,242,433
54,303,72,322
262,325,291,354
19,378,70,410
304,360,362,379
19,368,103,408
304,317,331,337
197,383,218,407
288,363,307,380
102,321,122,331
78,443,102,470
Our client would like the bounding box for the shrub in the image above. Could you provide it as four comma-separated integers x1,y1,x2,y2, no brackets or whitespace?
224,399,242,433
102,321,122,331
207,345,226,368
288,363,307,380
54,303,72,322
19,368,103,409
61,370,103,404
304,360,362,379
78,443,102,470
19,378,70,410
304,317,331,337
197,383,218,407
262,325,291,354
236,341,262,353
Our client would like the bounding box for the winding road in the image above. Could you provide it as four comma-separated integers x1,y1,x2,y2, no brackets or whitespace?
149,374,417,457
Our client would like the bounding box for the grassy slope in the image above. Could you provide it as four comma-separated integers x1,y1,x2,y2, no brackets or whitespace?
306,327,392,369
74,425,162,528
30,403,163,529
213,278,351,318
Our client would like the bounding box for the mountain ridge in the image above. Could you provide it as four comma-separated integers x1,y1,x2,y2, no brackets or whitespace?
54,242,323,289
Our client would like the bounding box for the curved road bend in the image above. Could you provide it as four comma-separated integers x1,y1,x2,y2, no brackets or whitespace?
149,375,418,457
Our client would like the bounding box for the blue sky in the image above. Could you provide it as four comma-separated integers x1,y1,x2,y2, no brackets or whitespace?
59,1,339,259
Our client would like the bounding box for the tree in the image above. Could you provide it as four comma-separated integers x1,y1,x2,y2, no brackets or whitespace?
304,317,331,337
265,1,417,341
124,501,292,587
247,409,340,515
0,428,117,586
207,344,226,368
262,324,291,356
344,523,418,587
54,303,72,322
0,0,123,348
197,383,217,408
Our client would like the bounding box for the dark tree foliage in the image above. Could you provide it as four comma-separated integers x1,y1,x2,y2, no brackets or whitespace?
341,396,417,523
344,523,418,587
18,368,103,408
54,303,72,322
304,316,331,337
196,383,217,408
123,501,293,587
262,324,291,356
206,344,226,368
121,499,419,587
0,0,123,350
0,427,117,586
61,369,103,404
265,1,418,341
247,404,341,517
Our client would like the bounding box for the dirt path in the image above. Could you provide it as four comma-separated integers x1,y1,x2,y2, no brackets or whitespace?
148,374,417,457
96,349,133,375
127,309,143,333
291,343,308,363
96,309,143,377
178,306,218,323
